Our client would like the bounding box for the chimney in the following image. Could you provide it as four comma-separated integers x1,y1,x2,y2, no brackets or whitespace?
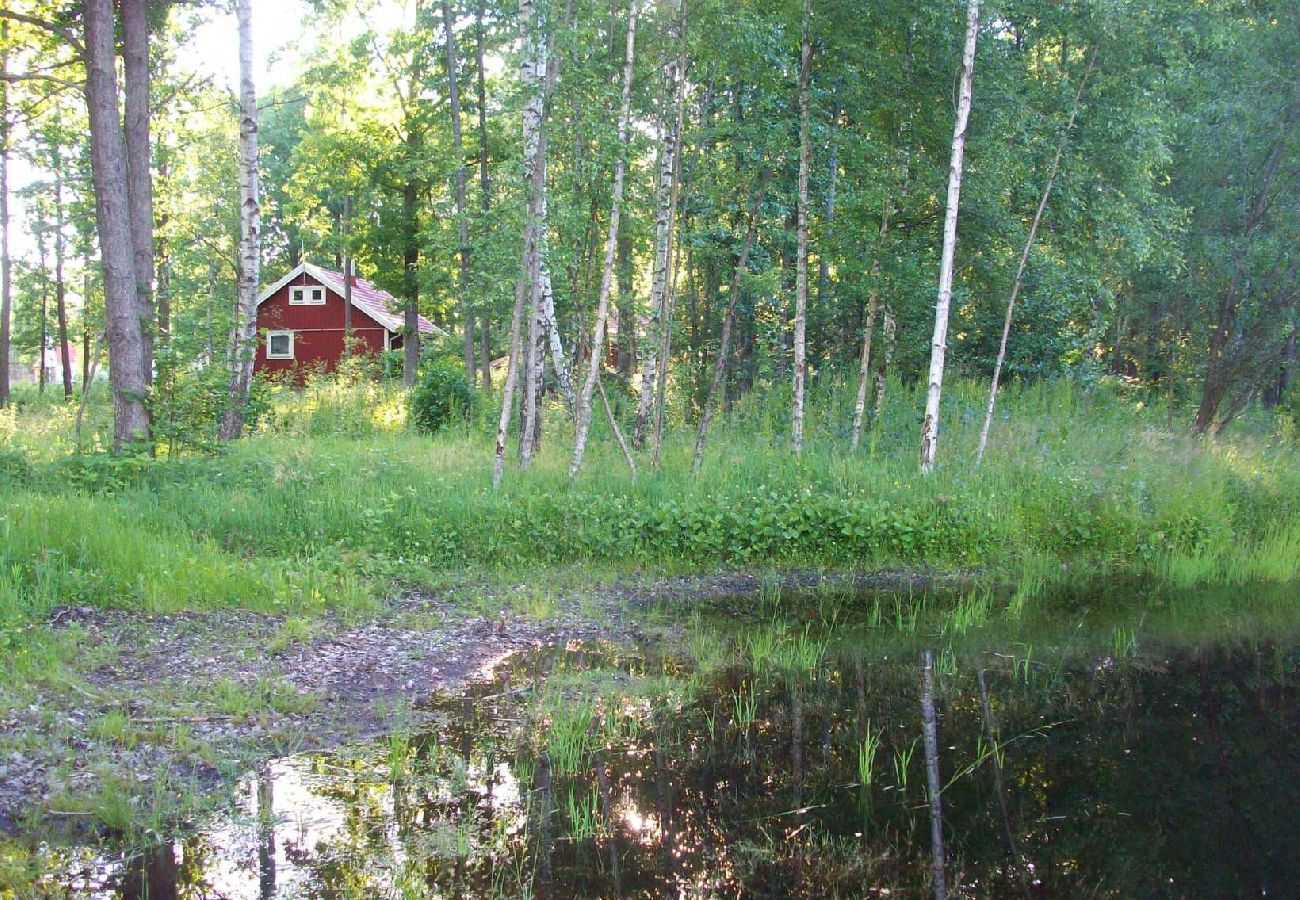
346,259,357,287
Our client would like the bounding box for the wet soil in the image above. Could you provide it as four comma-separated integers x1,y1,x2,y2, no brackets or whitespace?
0,588,626,836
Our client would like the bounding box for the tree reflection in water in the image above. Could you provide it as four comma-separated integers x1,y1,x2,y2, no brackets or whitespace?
42,586,1300,898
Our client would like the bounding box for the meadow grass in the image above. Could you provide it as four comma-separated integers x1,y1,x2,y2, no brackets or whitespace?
1,373,1296,665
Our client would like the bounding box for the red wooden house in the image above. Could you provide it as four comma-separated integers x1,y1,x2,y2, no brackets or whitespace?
254,262,438,377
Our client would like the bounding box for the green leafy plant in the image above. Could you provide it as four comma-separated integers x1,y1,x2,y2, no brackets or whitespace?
408,357,476,436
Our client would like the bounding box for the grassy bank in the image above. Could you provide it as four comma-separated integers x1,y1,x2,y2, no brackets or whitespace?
3,377,1298,627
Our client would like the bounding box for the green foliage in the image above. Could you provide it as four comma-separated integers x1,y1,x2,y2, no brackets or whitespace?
408,357,476,436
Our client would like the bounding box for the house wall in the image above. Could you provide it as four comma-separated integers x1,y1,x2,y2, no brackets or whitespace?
255,273,389,379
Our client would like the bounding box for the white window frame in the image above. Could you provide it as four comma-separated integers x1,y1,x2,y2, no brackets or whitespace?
288,285,326,305
267,330,295,360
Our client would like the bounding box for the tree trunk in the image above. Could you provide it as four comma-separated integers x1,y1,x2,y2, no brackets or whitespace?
650,2,689,467
342,194,353,344
921,649,948,900
443,0,475,383
475,0,492,390
219,0,261,441
85,0,151,448
850,206,890,451
54,168,72,400
121,0,154,387
497,0,548,480
633,151,675,447
816,75,842,312
615,230,635,375
691,185,765,475
38,238,48,394
570,0,639,477
791,0,812,453
976,49,1095,464
0,22,9,409
919,0,979,474
403,173,421,387
872,308,896,427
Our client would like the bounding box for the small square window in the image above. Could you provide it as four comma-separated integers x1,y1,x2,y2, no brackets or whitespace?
289,286,325,305
267,331,294,359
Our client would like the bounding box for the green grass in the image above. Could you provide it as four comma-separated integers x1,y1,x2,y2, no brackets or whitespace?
0,372,1297,694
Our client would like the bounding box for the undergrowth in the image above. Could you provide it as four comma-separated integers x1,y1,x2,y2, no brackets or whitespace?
1,373,1297,688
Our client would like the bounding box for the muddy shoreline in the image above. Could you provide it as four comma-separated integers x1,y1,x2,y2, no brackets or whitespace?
0,569,956,841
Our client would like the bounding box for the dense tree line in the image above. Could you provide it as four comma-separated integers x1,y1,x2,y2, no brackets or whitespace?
0,0,1294,465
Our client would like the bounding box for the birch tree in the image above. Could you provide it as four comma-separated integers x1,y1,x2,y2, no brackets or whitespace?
494,0,547,484
919,0,979,474
569,0,638,477
850,197,890,450
219,0,261,441
474,0,492,388
790,0,811,453
633,3,687,450
976,50,1096,464
443,0,474,382
0,22,9,410
649,2,688,466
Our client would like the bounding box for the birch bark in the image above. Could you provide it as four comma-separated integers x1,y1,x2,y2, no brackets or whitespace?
850,197,891,450
650,1,689,466
474,0,492,389
219,0,261,441
919,0,979,474
54,166,72,399
0,24,9,409
570,0,639,477
496,0,547,480
443,0,475,382
791,0,812,453
921,649,948,900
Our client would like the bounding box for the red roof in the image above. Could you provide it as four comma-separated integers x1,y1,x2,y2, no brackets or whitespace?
258,262,439,335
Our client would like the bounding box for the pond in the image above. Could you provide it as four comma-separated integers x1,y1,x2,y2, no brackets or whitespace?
38,582,1300,898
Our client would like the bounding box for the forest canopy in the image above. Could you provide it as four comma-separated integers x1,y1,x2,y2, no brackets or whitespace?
0,0,1294,464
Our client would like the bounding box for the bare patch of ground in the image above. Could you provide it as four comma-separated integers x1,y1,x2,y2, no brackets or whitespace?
0,589,628,837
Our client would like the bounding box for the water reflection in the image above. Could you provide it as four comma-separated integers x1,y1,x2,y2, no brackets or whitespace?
37,606,1300,898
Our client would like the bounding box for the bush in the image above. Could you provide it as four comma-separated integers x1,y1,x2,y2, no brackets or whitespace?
408,357,475,435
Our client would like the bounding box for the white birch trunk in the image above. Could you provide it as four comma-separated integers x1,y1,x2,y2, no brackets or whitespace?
919,0,979,474
570,0,639,477
539,265,574,408
850,197,892,450
921,649,948,900
499,0,549,474
791,0,812,453
442,0,475,382
976,50,1096,464
220,0,261,441
633,132,677,448
872,308,896,426
649,2,689,466
518,0,548,469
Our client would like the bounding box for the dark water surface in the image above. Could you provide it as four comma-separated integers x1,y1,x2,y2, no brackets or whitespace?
39,588,1300,898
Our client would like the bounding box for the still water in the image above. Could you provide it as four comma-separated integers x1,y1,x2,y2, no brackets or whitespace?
40,588,1300,898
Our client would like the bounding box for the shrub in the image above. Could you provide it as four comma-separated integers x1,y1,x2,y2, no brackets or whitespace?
408,357,475,435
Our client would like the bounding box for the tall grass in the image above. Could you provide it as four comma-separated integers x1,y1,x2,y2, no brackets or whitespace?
0,374,1296,638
